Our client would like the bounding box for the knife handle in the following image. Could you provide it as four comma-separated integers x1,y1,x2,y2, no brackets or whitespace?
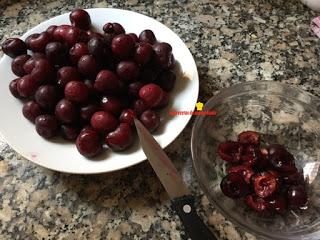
171,195,217,240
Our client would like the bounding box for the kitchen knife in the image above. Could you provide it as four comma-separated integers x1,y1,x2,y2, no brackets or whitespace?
134,119,216,240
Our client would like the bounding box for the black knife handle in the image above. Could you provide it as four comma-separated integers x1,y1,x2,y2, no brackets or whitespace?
171,195,217,240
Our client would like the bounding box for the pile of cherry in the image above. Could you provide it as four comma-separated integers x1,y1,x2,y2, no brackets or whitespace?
218,131,308,214
1,9,176,157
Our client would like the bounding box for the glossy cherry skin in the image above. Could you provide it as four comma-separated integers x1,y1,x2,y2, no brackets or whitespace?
238,131,260,146
90,111,118,133
128,33,139,43
105,123,134,151
76,128,102,157
57,66,81,87
45,41,68,65
64,81,89,103
35,114,59,139
111,34,135,59
103,22,125,34
69,9,91,30
17,75,38,97
87,36,106,60
25,32,52,53
140,110,160,133
64,27,88,46
46,25,57,37
134,42,154,65
217,141,243,163
153,42,174,69
227,165,254,184
119,109,136,126
156,70,176,92
287,185,308,208
139,30,156,44
245,194,268,212
22,100,43,123
2,38,27,58
100,96,125,116
9,78,22,98
30,58,55,84
52,24,72,42
77,55,98,78
69,42,89,65
116,60,140,82
252,172,278,198
94,70,120,94
61,125,80,140
220,173,250,199
139,83,163,108
11,54,31,77
55,99,79,124
35,85,58,109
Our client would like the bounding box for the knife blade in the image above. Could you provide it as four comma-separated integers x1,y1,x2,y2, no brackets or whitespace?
134,119,216,240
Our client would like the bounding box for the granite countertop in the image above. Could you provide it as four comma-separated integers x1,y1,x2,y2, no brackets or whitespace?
0,0,319,239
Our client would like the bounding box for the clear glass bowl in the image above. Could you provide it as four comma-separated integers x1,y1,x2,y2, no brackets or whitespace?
191,81,320,240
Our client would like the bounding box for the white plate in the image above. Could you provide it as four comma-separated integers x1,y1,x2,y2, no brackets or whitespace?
0,8,199,174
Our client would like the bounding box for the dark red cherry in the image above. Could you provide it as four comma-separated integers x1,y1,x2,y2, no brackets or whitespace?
76,128,102,157
140,110,160,133
153,42,174,69
55,99,79,124
227,165,254,184
217,141,243,163
134,42,154,65
132,99,147,116
103,22,125,35
116,60,140,83
241,145,261,166
35,85,58,109
90,111,118,133
17,75,38,97
105,123,134,151
2,38,27,58
69,9,91,30
22,100,43,123
69,42,89,65
11,54,31,77
35,114,59,139
94,70,120,94
25,32,52,53
57,66,81,87
139,30,156,44
287,185,308,208
64,81,89,103
77,55,98,78
45,41,68,65
139,83,163,108
119,109,136,126
61,125,80,140
9,78,22,98
100,96,125,116
220,173,250,199
111,34,135,59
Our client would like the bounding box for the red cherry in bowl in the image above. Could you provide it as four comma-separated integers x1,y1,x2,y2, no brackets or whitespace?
220,173,250,199
217,141,242,163
105,123,134,151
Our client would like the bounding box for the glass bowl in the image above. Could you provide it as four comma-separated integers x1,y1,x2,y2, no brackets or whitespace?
191,81,320,240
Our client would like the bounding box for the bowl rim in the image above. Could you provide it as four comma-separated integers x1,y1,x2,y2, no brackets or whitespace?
191,80,320,240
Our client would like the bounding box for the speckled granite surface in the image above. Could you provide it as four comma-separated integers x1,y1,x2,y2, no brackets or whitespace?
0,0,319,239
